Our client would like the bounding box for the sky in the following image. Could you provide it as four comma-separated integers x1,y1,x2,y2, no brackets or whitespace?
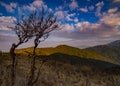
0,0,120,51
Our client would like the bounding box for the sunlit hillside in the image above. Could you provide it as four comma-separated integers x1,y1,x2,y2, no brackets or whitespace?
15,45,119,65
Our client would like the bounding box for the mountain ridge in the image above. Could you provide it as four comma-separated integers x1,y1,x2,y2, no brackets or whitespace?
85,40,120,64
15,40,120,65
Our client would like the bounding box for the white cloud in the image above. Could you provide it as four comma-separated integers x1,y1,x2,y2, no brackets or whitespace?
96,1,104,7
10,3,17,8
48,8,53,12
54,11,120,41
0,1,17,13
55,6,63,11
100,12,120,27
66,13,76,21
75,12,120,38
0,16,16,30
61,24,74,31
95,1,104,16
108,7,118,13
88,5,94,11
80,7,88,13
69,0,78,10
54,11,68,19
22,0,47,11
66,13,78,23
32,0,44,7
23,5,36,11
75,22,100,31
74,17,78,22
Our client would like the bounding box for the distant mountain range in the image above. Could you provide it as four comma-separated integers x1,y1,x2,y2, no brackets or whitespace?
16,40,120,65
108,40,120,47
86,40,120,64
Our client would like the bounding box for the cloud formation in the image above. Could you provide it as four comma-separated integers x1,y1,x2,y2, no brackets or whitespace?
80,7,88,13
88,5,94,11
95,1,104,16
54,11,120,40
0,0,120,51
0,16,16,30
0,1,17,13
54,11,68,19
66,13,76,21
22,0,47,11
108,7,118,13
69,0,78,10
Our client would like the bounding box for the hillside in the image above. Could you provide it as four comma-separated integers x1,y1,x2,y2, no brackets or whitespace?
86,40,120,64
1,40,120,86
15,45,117,64
0,53,120,86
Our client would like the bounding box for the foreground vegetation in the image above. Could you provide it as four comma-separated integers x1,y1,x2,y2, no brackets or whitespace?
0,51,120,86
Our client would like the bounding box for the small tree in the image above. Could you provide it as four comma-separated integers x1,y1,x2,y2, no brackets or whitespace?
9,14,35,86
27,8,60,86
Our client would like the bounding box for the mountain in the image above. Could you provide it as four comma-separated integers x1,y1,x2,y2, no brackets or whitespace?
108,40,120,48
86,40,120,64
16,45,118,65
1,40,120,86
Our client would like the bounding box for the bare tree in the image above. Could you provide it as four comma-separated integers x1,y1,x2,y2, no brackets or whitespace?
9,14,35,86
27,8,60,86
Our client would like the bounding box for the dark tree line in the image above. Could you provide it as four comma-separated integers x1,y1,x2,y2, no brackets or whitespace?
9,8,60,86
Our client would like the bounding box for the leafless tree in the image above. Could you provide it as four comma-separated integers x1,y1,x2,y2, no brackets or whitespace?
27,8,60,86
9,14,35,86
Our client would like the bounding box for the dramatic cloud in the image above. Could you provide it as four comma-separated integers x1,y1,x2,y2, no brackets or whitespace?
0,0,120,51
0,16,16,30
101,12,120,26
76,12,120,38
69,0,78,10
0,1,17,13
54,11,120,41
95,1,104,16
80,7,88,13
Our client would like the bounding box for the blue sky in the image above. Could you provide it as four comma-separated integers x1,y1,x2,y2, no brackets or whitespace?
0,0,120,51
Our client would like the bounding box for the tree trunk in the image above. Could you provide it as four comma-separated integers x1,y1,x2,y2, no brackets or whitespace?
10,43,17,86
28,46,37,86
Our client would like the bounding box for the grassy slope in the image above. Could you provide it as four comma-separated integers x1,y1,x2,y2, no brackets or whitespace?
15,45,117,64
86,45,120,64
